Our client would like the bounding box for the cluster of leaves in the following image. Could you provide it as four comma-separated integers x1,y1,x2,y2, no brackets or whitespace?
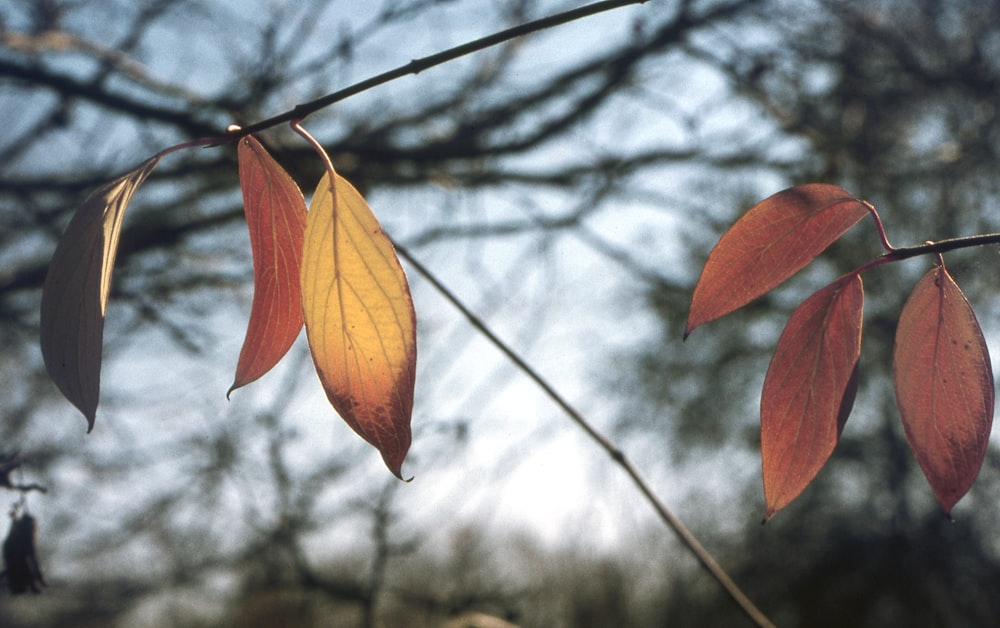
686,184,995,520
37,166,1000,518
39,130,416,478
31,0,649,483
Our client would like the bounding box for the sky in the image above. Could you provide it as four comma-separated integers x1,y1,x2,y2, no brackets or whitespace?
8,6,1000,628
2,0,726,560
4,0,934,609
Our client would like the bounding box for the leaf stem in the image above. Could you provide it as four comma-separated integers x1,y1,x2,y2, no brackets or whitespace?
290,120,336,178
862,200,895,252
391,242,775,628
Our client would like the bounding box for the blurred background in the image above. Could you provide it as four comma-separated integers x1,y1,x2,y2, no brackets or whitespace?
2,0,1000,626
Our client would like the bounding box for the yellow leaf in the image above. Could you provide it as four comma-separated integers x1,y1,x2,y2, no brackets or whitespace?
301,171,416,477
40,156,161,430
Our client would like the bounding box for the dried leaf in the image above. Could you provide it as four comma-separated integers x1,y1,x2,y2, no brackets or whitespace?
228,136,307,397
686,184,868,336
301,171,416,478
761,274,863,521
2,514,45,595
39,156,161,430
893,264,994,514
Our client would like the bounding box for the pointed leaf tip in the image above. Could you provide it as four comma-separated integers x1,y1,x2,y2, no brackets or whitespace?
301,171,417,477
761,274,863,519
687,184,868,335
229,136,307,396
40,156,162,429
893,264,993,514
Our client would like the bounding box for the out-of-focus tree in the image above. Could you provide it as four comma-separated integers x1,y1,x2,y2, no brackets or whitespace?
3,0,1000,626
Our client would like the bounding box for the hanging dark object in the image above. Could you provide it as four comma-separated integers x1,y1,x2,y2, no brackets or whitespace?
2,514,46,594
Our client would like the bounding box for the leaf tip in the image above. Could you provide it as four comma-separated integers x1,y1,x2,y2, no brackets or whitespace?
72,396,97,433
684,308,707,339
383,448,412,481
761,505,779,524
934,491,964,518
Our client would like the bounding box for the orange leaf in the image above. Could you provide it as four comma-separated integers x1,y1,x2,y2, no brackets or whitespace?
228,136,307,397
686,184,868,336
893,263,994,514
761,274,863,520
39,156,162,430
301,171,416,478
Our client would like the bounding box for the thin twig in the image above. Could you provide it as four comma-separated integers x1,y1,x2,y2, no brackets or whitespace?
0,454,47,495
391,242,775,628
882,232,1000,261
232,0,654,138
852,231,1000,276
66,2,658,173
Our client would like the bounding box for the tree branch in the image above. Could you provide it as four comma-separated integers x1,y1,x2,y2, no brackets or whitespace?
392,242,776,628
231,0,655,137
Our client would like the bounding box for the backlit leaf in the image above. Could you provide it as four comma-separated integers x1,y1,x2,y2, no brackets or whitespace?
761,273,863,521
228,135,307,397
893,263,994,514
301,171,416,478
686,184,868,336
40,156,161,430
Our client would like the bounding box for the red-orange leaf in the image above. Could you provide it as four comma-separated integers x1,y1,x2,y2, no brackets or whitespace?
687,184,868,336
893,263,994,514
301,171,416,478
761,274,864,520
40,156,161,430
228,135,307,397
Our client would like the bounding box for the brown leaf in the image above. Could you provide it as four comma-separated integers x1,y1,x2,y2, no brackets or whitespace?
39,156,161,430
228,136,307,397
301,171,417,478
2,514,45,595
893,263,994,514
686,184,868,336
761,274,864,521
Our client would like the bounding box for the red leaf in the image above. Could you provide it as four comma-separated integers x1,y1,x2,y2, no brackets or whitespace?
686,184,868,336
228,136,307,396
40,156,161,430
761,274,864,521
893,263,994,514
